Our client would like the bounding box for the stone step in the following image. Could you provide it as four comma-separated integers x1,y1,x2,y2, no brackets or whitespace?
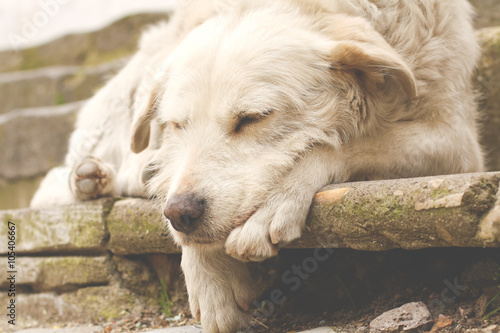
0,13,170,73
0,256,111,292
107,199,180,255
0,253,183,331
0,198,111,254
0,59,125,114
0,285,160,329
1,172,498,256
469,0,500,29
0,100,87,181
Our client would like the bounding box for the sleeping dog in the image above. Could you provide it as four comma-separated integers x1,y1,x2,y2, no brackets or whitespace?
32,0,483,331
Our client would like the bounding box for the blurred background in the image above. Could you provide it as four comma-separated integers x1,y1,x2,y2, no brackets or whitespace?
0,0,176,51
0,0,178,209
0,0,499,210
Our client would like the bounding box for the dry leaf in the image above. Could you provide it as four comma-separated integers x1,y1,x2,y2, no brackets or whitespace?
430,315,452,332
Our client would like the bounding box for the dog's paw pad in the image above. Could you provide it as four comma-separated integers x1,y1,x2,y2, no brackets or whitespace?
76,178,97,194
75,160,100,178
72,157,112,200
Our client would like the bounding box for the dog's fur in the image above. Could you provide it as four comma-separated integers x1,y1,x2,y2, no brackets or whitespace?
31,0,484,331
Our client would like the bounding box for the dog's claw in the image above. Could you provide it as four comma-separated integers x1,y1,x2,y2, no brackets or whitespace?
270,231,280,245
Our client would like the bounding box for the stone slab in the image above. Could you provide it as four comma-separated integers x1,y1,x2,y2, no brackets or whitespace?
0,284,159,330
0,101,85,180
0,198,112,254
107,198,180,255
0,13,170,73
0,60,124,114
369,302,432,332
469,1,500,28
0,256,111,292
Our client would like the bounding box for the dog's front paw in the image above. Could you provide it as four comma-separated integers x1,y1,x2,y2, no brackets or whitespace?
268,203,307,246
226,195,311,262
225,208,279,262
225,223,278,262
189,285,251,333
182,246,256,333
71,156,114,200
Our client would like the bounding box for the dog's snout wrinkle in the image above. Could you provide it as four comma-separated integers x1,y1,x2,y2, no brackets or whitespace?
164,193,205,234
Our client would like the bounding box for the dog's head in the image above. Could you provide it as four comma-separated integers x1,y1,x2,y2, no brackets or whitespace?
131,4,417,246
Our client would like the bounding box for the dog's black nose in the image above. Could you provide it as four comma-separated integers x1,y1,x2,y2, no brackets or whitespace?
164,193,205,234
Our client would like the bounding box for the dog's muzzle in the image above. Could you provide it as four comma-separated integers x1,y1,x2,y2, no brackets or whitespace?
164,192,205,234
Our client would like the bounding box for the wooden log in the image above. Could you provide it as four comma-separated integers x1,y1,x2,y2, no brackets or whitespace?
291,172,500,251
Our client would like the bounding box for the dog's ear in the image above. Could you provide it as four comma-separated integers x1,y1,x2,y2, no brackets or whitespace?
131,84,161,154
329,41,418,99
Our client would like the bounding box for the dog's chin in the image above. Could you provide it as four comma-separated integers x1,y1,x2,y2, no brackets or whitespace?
169,227,229,247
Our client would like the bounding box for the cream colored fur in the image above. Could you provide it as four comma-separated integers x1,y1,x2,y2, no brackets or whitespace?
31,0,483,332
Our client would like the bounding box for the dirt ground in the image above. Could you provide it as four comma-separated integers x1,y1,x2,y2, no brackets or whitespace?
95,248,500,332
244,248,500,332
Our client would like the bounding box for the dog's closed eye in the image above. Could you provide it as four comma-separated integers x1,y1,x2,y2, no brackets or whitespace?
164,120,186,132
171,122,185,131
235,108,274,133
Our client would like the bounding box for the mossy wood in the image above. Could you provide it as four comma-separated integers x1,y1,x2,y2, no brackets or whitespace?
1,173,499,255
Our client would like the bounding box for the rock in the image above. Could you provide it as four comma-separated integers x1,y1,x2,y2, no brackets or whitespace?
461,259,499,288
0,198,112,254
477,184,500,242
107,198,180,255
113,255,156,285
475,294,489,317
112,255,160,299
0,60,125,114
0,13,170,73
0,257,111,292
465,325,499,333
298,328,338,333
475,27,500,172
369,301,432,332
0,101,86,180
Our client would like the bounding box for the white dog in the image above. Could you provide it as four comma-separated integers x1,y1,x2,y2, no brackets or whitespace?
31,0,484,331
